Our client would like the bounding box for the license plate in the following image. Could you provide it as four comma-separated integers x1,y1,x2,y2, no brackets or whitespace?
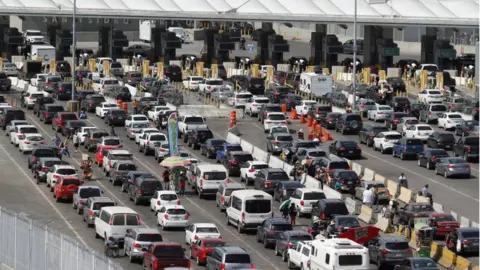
348,181,352,184
395,254,402,257
349,151,353,153
445,226,450,228
117,117,123,119
445,145,451,149
31,143,38,146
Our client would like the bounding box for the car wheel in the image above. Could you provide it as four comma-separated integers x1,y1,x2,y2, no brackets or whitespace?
464,153,469,162
426,162,431,170
444,170,448,178
282,250,288,262
275,245,280,256
418,159,422,167
435,168,439,175
400,152,405,160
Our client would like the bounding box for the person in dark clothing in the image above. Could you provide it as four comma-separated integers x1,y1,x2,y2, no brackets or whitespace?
281,205,289,220
179,171,187,196
289,203,297,226
162,168,171,190
110,125,116,136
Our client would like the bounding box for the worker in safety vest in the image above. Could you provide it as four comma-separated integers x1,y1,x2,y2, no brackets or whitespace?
132,99,138,114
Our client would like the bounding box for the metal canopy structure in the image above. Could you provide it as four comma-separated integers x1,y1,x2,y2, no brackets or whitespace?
0,0,478,27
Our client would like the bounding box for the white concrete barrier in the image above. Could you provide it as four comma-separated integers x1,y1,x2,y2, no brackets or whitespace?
362,168,375,181
374,174,386,184
375,215,392,232
252,147,269,163
240,139,254,153
284,164,294,178
460,216,471,228
358,205,374,224
332,106,347,114
345,197,360,215
433,202,444,213
17,80,26,91
125,84,137,97
10,77,18,87
303,175,321,189
451,211,458,221
226,132,241,144
352,162,362,177
472,221,479,228
322,185,342,199
268,156,284,170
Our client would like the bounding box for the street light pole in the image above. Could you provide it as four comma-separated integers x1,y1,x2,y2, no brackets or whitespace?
71,0,76,101
352,0,357,109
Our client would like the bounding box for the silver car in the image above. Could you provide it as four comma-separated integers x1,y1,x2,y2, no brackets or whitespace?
82,197,115,227
3,63,17,76
125,122,149,139
72,186,103,214
354,98,376,114
435,157,471,178
211,87,233,103
124,228,163,263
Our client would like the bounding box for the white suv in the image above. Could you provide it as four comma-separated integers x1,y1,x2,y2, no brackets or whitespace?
95,102,117,118
263,112,287,133
245,96,269,116
373,131,402,154
46,165,78,192
289,188,326,216
227,92,253,107
240,160,269,185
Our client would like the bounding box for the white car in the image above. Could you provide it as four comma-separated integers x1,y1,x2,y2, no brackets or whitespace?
367,105,394,122
185,223,221,245
135,128,160,144
263,112,287,133
139,132,168,155
245,96,270,116
198,78,224,94
396,117,419,133
95,78,120,93
403,124,434,141
418,89,443,104
19,133,45,153
147,106,170,121
124,114,149,127
295,100,317,116
95,102,117,118
154,143,170,161
23,92,45,109
150,190,180,213
156,205,189,229
46,165,78,191
269,125,290,136
373,131,402,154
10,125,38,146
182,76,203,90
240,160,269,185
227,92,253,107
289,188,326,215
24,29,45,44
437,113,464,130
6,120,29,136
76,127,97,145
3,63,17,77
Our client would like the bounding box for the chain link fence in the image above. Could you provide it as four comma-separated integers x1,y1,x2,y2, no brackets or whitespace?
0,207,125,270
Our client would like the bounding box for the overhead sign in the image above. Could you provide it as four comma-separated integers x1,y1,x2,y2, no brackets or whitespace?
43,16,131,24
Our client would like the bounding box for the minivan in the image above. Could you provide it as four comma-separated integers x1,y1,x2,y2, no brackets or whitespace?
94,206,141,239
226,190,273,233
206,246,253,270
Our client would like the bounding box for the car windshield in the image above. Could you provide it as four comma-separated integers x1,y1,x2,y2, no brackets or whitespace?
446,158,467,164
245,200,271,213
237,94,252,99
132,123,148,129
104,139,120,145
149,134,167,141
385,134,402,140
252,164,269,170
141,181,162,190
434,215,455,222
49,77,62,82
79,188,101,198
411,259,438,269
62,179,80,186
266,106,282,112
268,114,286,120
378,106,392,111
233,154,253,163
461,231,479,238
210,140,225,146
225,254,251,263
118,163,137,171
196,227,219,233
439,134,455,141
385,242,409,250
297,142,318,148
226,145,242,151
68,121,86,128
337,171,358,180
224,188,245,196
329,162,350,170
448,114,462,119
160,194,178,201
203,241,226,248
20,127,38,133
208,80,223,85
185,117,204,123
411,204,435,212
255,99,269,104
61,114,78,120
337,217,361,227
92,202,115,210
427,90,441,95
203,172,227,180
431,105,447,111
166,208,186,215
417,126,433,131
290,235,312,243
57,168,77,175
34,149,55,157
137,233,163,242
267,171,289,180
277,135,293,141
153,246,184,258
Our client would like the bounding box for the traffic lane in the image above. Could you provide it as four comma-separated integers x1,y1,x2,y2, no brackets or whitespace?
206,117,480,223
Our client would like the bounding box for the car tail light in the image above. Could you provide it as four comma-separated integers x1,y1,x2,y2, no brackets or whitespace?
264,181,272,187
45,82,51,86
448,165,454,169
53,175,59,179
428,111,432,116
339,147,345,151
369,132,375,137
28,96,34,100
41,167,47,172
393,120,399,124
404,146,407,150
164,214,169,219
152,260,158,269
285,243,293,249
225,178,230,183
248,168,255,172
221,196,225,202
378,112,383,115
221,263,226,270
45,112,49,117
300,200,304,206
133,243,141,248
102,85,105,89
24,141,30,144
114,170,119,175
252,104,257,107
466,164,470,168
137,189,142,195
356,146,361,150
327,118,333,123
88,210,94,216
230,160,238,165
381,250,390,255
431,156,437,161
58,88,64,93
467,146,471,152
264,112,267,116
386,190,391,196
274,140,279,145
266,121,272,124
32,157,37,162
384,138,389,142
463,240,472,245
406,249,412,254
41,140,46,144
177,200,181,205
17,134,25,139
281,121,287,124
241,212,245,221
129,129,135,133
321,213,326,219
338,226,343,231
108,218,113,225
118,144,123,148
108,161,111,167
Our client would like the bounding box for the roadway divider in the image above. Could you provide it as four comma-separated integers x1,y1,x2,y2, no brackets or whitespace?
344,197,360,215
226,132,241,144
437,247,457,269
374,215,392,232
252,147,269,163
322,186,342,199
240,139,254,153
284,164,294,176
357,205,374,224
302,175,321,189
268,156,285,170
415,195,430,203
362,168,375,180
460,216,471,228
352,162,362,176
374,174,386,184
386,180,398,198
455,256,473,270
433,202,444,212
398,187,413,203
10,77,18,88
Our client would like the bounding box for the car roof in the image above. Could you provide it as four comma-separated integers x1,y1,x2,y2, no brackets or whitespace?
267,217,291,224
108,150,131,155
133,228,160,234
379,235,408,242
194,223,217,228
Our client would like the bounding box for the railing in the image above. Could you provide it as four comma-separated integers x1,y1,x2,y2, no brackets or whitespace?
0,206,125,270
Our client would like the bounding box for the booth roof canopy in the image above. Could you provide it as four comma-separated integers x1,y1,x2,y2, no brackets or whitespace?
2,0,479,26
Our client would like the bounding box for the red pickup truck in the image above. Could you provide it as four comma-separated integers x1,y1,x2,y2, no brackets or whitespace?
142,243,190,270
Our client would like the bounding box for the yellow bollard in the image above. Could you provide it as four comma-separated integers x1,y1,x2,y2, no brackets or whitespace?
379,70,386,81
211,64,218,78
142,60,150,77
0,58,3,71
363,68,371,85
436,72,444,89
49,59,56,74
420,70,428,89
196,62,204,77
251,64,259,77
88,58,96,72
103,60,110,76
306,66,314,73
157,62,164,79
322,68,330,75
296,31,300,40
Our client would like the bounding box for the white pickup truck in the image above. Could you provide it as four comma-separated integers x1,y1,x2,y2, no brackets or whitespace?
415,63,439,77
93,77,120,93
139,132,168,155
177,115,208,137
287,241,312,270
30,73,48,87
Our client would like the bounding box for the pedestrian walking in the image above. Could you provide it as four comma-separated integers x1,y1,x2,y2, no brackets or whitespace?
73,133,80,153
362,186,373,207
289,203,297,226
52,133,61,147
110,125,116,136
132,99,138,114
372,184,379,212
61,141,71,157
281,205,289,221
179,171,187,196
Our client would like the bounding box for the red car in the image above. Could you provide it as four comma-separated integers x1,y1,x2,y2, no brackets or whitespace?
95,145,117,167
189,238,226,266
54,176,82,202
429,212,460,237
52,112,78,132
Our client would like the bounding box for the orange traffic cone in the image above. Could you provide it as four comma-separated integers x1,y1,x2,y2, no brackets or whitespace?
307,115,313,127
290,108,297,120
300,114,306,123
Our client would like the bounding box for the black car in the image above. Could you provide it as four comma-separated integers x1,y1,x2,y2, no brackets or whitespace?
61,120,87,137
426,132,455,150
453,136,479,162
128,176,162,205
320,112,342,130
83,94,106,112
417,148,449,170
246,77,265,95
328,140,362,159
52,82,74,100
275,231,312,262
33,96,55,116
311,199,349,226
200,139,227,159
385,77,406,92
0,108,26,130
333,215,361,233
307,104,332,122
335,113,363,135
222,151,253,176
396,203,435,226
105,109,127,126
265,86,291,103
156,110,177,129
186,128,214,149
120,171,153,193
446,227,479,255
358,124,389,146
164,65,182,82
273,181,304,202
230,75,248,90
256,218,293,248
74,90,91,102
385,112,409,130
258,104,282,123
455,120,479,136
40,104,64,124
253,168,290,194
327,170,360,194
389,97,410,112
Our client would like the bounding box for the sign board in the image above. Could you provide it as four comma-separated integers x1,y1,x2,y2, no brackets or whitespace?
438,49,456,58
139,20,151,41
383,47,400,56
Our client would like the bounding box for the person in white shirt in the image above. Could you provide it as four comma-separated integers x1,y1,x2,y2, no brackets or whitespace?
363,187,373,206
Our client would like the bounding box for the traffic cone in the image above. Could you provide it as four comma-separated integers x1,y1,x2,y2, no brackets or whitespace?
307,115,313,127
300,114,306,124
290,109,297,120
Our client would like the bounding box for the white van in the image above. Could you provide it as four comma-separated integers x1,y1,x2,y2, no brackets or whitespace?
310,238,370,270
299,73,333,98
192,164,229,199
226,190,272,233
94,206,141,239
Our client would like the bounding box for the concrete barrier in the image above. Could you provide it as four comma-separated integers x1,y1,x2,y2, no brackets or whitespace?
17,79,26,91
455,256,472,270
362,168,375,181
375,215,392,232
451,211,458,221
226,132,241,144
416,195,430,203
345,197,360,215
398,187,413,203
252,147,269,163
268,156,284,170
472,221,479,228
460,216,471,228
358,205,374,224
331,105,347,114
322,186,342,199
437,247,457,269
433,202,444,212
303,175,321,189
240,139,254,153
430,241,441,260
386,180,398,198
10,77,18,87
374,174,386,185
284,164,294,177
352,162,362,177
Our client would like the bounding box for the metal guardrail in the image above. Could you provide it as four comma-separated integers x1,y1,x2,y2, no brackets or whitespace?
0,206,125,270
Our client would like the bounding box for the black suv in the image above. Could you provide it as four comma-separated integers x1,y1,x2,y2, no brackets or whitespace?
222,151,253,176
82,94,106,112
0,108,26,130
105,109,127,126
128,176,162,205
358,124,389,147
40,104,64,124
27,146,61,169
308,104,333,122
186,128,214,149
200,139,227,158
256,218,292,248
52,82,74,100
258,104,282,123
389,97,410,112
311,199,349,227
120,171,153,193
426,131,455,150
33,96,55,116
335,113,363,135
253,168,290,194
246,76,265,95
